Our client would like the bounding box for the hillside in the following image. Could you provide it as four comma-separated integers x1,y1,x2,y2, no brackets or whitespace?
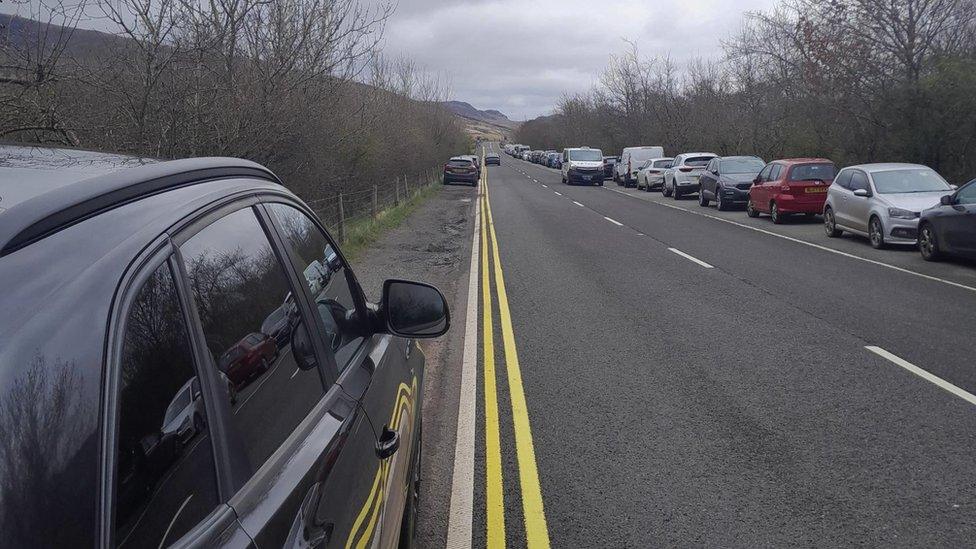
439,100,519,141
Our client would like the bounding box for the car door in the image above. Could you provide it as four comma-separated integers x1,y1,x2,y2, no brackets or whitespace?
173,202,382,549
943,181,976,254
701,158,719,199
751,164,773,211
264,201,418,548
846,170,872,232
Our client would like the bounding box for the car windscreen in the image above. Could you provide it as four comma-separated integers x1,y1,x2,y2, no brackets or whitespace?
790,163,836,181
653,159,673,168
570,149,603,161
628,149,658,162
872,168,951,194
721,157,765,174
685,156,714,167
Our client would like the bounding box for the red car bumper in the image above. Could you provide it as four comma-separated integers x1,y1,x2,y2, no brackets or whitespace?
773,193,827,214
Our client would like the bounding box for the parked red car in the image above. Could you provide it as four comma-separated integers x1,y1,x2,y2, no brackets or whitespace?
217,332,278,389
747,158,836,223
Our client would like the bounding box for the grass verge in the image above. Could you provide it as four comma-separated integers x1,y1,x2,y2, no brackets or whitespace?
341,182,442,261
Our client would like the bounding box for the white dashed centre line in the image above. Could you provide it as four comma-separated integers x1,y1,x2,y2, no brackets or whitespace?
866,346,976,406
554,191,563,196
541,184,548,188
668,248,714,268
572,201,584,207
603,216,623,226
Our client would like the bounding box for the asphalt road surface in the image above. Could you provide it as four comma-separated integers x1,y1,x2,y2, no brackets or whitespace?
442,143,976,548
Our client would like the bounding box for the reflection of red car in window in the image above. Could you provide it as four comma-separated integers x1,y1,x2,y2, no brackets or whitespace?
218,332,277,388
748,158,836,224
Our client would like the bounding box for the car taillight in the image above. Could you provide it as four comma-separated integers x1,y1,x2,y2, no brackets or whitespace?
679,167,694,172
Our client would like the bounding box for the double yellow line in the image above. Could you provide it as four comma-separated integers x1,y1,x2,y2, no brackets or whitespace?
480,157,551,549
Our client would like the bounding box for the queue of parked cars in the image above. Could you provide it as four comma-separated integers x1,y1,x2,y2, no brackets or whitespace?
505,141,975,262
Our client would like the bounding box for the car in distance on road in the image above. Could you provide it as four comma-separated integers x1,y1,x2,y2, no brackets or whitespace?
616,146,665,187
918,178,976,261
747,158,835,223
485,153,501,166
603,156,619,179
561,147,605,186
0,143,450,548
698,155,765,210
823,163,956,248
636,157,674,191
444,156,480,185
662,152,717,199
546,152,562,169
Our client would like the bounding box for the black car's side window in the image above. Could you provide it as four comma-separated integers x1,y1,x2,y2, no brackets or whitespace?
955,182,976,204
267,203,367,372
114,262,219,548
180,207,326,472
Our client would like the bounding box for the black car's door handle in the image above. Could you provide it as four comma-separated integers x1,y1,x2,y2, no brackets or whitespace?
376,426,400,459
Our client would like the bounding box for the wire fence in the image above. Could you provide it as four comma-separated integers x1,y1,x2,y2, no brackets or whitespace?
305,167,442,244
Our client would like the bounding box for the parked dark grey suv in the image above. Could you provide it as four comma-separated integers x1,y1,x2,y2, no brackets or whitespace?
0,144,449,548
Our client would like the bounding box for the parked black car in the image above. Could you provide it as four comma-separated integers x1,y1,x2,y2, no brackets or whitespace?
698,155,766,210
444,156,480,185
603,156,619,179
918,178,976,261
0,144,449,548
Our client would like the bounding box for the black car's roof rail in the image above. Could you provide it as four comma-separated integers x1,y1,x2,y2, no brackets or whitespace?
0,157,280,257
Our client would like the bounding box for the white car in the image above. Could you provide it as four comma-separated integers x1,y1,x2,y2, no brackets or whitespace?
663,152,718,199
615,146,665,187
636,157,674,191
823,163,956,248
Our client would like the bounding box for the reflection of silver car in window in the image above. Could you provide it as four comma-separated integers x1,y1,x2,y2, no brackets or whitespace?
161,377,206,445
303,260,327,294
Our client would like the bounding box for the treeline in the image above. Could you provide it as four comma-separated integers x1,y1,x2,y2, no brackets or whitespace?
516,0,976,183
0,0,469,203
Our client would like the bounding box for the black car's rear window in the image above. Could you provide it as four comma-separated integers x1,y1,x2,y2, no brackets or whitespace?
449,160,473,167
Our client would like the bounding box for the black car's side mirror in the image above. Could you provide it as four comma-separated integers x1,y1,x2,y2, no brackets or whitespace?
381,279,450,338
940,194,954,206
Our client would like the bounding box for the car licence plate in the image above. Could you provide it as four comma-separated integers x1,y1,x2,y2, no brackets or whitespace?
805,187,827,193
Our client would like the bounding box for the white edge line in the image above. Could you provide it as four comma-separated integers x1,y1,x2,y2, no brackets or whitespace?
606,187,976,294
603,216,623,226
445,181,481,549
668,247,714,268
573,201,584,207
866,346,976,406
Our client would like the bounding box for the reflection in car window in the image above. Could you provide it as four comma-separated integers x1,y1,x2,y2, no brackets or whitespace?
790,163,835,181
956,181,976,204
833,170,853,189
115,263,218,548
850,171,870,192
769,164,783,180
180,207,325,472
267,203,366,371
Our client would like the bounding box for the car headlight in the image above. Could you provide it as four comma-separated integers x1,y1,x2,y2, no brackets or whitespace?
887,207,919,219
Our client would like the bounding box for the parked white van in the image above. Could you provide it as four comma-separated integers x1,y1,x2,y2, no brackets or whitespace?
616,146,665,187
561,147,605,186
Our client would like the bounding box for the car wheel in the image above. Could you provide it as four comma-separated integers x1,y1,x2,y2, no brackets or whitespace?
674,186,682,200
662,179,672,197
869,216,886,249
698,190,709,207
918,222,943,261
771,202,784,224
598,181,604,186
823,207,842,237
746,200,760,218
716,192,727,211
398,424,422,549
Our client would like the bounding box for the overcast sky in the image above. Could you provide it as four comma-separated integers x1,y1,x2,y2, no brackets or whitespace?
2,0,779,120
376,0,778,120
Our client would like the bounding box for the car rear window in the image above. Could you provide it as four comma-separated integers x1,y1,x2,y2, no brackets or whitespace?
653,159,673,168
791,163,836,181
449,160,473,167
685,156,714,167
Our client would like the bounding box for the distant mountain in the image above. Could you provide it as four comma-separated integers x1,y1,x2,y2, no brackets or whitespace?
440,101,516,127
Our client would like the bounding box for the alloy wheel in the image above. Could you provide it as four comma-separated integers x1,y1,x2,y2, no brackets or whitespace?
869,218,884,248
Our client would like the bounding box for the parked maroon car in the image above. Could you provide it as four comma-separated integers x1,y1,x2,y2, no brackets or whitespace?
218,332,278,389
747,158,836,223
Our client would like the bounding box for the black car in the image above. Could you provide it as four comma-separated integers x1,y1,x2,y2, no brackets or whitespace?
485,153,500,166
0,144,449,548
698,155,766,210
918,178,976,261
444,156,479,185
603,156,619,179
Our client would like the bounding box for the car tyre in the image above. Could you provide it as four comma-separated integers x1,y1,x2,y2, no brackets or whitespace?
746,200,760,218
869,216,886,249
398,424,422,549
771,202,784,224
698,190,709,207
823,207,842,237
918,222,943,261
662,179,672,197
716,192,728,211
674,186,682,200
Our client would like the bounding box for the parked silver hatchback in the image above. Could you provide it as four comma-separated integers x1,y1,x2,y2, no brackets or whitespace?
823,163,956,248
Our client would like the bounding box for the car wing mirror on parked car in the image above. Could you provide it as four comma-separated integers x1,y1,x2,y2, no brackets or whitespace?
941,194,954,206
381,279,450,338
853,189,871,197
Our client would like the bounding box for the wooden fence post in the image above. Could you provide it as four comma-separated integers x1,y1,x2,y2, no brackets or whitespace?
395,177,400,206
338,192,346,243
371,185,378,218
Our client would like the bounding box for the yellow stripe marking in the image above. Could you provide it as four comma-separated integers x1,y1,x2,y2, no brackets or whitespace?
484,172,552,548
481,181,507,548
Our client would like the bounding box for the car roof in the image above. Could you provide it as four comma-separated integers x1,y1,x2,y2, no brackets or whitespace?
772,157,833,165
843,162,930,172
677,152,717,157
0,143,279,256
719,155,762,160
